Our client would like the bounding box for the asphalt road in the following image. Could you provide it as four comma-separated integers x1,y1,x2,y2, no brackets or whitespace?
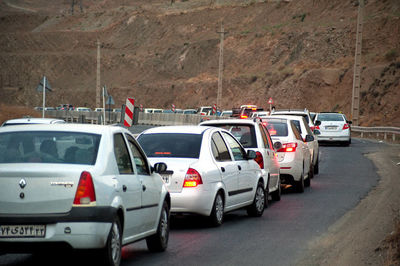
0,138,384,266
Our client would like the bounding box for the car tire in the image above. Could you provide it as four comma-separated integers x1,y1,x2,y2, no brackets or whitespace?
314,156,319,175
247,182,265,217
209,192,224,227
304,174,311,187
146,200,170,252
309,163,314,179
100,217,122,266
271,178,281,201
295,174,305,193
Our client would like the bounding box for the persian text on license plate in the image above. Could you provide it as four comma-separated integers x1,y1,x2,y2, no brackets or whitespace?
0,225,46,238
325,126,337,130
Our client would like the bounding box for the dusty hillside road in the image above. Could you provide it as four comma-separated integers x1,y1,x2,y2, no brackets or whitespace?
299,140,400,266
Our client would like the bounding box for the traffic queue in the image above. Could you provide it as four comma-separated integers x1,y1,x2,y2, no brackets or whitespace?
0,106,352,266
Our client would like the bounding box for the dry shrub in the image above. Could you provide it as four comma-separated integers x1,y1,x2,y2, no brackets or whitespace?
385,217,400,265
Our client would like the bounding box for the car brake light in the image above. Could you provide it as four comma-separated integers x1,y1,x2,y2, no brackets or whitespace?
277,143,297,153
240,115,248,119
73,171,96,205
183,168,203,187
254,151,264,169
315,125,320,130
310,126,315,131
342,123,349,130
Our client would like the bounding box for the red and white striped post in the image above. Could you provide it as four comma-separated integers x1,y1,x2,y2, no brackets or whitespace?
171,104,176,113
124,97,135,127
212,104,217,115
139,104,143,112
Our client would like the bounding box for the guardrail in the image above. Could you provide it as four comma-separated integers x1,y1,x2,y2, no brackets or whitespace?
43,110,228,126
352,126,400,142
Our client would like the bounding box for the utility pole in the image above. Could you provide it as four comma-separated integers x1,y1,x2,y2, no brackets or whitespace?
351,0,364,126
217,21,227,110
96,39,101,108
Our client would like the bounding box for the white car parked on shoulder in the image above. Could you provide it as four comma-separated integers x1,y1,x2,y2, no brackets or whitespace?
137,126,267,226
0,124,170,266
262,117,313,193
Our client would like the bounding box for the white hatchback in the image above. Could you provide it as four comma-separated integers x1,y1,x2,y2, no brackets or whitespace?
200,119,281,201
137,126,266,226
0,124,170,266
262,117,313,193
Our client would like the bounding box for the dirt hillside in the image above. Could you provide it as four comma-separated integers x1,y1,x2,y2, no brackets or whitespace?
0,0,399,126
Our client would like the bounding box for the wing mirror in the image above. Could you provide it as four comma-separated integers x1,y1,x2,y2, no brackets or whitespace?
314,120,321,126
152,162,168,174
273,141,282,151
313,129,321,135
347,120,352,124
246,150,257,160
305,135,314,142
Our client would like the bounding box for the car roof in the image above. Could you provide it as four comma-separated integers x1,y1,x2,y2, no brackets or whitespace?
268,114,305,122
0,123,125,134
2,117,65,126
261,117,289,123
200,118,259,126
141,125,212,135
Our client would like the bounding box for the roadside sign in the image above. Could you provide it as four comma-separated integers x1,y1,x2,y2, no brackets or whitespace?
124,98,135,127
268,97,273,105
171,104,176,112
106,95,115,105
212,104,217,115
140,104,143,112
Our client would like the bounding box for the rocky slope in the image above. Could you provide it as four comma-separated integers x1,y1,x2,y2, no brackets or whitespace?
0,0,399,126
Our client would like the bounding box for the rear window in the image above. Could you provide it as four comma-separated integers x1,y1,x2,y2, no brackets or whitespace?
205,124,256,148
263,121,288,137
0,131,100,165
137,133,202,158
317,113,345,122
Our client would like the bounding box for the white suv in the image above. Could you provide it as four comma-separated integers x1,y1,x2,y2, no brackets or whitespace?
200,118,281,201
0,124,170,266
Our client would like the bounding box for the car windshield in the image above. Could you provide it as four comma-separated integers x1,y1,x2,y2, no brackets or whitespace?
0,131,100,165
138,133,203,158
317,113,345,122
263,121,288,136
204,124,256,148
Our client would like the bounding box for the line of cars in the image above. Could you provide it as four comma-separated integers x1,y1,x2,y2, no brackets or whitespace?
0,109,351,266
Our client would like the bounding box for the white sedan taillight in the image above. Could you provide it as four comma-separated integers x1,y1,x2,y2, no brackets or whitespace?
73,171,96,205
183,168,203,187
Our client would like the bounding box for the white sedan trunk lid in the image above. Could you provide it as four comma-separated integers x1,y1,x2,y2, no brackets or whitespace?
0,164,88,215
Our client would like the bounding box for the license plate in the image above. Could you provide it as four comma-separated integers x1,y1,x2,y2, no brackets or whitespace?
160,174,171,184
325,126,337,130
0,225,46,238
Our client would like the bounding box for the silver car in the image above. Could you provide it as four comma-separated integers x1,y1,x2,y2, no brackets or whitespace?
0,124,170,266
137,126,266,226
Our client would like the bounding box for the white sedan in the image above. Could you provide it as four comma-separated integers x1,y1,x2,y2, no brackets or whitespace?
262,117,313,193
137,126,267,226
0,124,170,266
314,112,352,146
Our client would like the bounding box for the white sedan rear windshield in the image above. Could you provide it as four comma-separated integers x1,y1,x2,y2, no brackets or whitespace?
264,121,288,137
317,113,345,121
0,131,100,164
138,133,202,158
